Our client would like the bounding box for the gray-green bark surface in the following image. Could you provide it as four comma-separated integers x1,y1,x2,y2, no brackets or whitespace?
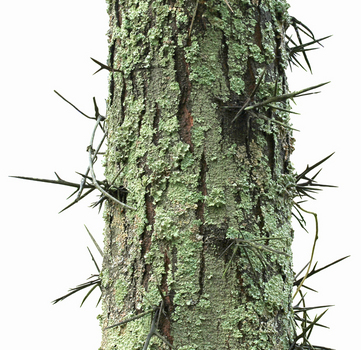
99,0,295,348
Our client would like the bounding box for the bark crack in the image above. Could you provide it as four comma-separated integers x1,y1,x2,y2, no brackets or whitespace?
159,250,174,345
175,47,194,151
196,151,207,299
141,187,155,290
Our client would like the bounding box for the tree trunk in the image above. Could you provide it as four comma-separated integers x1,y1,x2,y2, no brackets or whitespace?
100,0,295,348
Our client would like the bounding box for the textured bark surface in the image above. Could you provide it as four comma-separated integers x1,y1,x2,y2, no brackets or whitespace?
100,0,295,348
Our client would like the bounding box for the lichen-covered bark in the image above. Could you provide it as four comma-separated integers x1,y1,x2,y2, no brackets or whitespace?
100,0,295,348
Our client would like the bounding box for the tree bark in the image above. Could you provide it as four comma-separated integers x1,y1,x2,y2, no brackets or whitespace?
100,0,295,348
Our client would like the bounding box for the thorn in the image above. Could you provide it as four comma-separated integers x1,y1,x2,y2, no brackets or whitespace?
90,57,120,75
85,225,104,257
54,90,94,120
232,67,266,122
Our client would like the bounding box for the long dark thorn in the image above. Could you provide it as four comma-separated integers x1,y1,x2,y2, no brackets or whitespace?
294,256,349,287
80,283,100,307
296,153,335,182
188,0,200,39
291,310,329,348
90,57,120,75
88,116,136,210
288,52,308,71
245,82,330,112
90,195,106,213
290,36,332,54
105,309,155,330
291,17,316,40
292,203,319,299
10,173,92,189
294,305,333,313
287,17,331,73
154,331,174,348
249,110,300,132
54,90,94,119
223,0,234,12
67,187,83,200
292,19,313,72
85,225,104,257
232,68,266,122
52,276,100,305
59,188,96,213
87,247,100,273
294,262,310,281
219,241,236,259
142,309,159,350
96,294,102,307
297,284,318,293
222,243,238,277
240,244,257,278
294,312,328,327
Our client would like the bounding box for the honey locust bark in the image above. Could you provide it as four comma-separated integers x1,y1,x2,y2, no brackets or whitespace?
100,0,295,348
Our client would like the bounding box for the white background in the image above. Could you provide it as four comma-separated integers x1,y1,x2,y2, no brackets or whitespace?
1,0,359,349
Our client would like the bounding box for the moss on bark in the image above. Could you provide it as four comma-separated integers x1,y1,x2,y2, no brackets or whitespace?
100,0,295,348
